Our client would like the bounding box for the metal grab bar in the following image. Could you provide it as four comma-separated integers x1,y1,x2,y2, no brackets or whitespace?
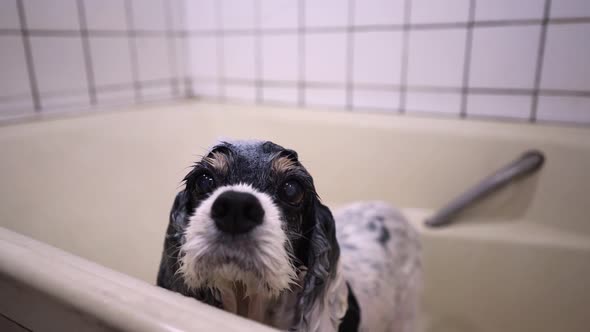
425,150,545,228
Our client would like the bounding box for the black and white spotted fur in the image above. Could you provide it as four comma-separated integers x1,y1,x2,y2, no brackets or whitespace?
157,140,421,331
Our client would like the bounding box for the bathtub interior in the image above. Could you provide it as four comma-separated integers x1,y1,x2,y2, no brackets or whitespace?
1,101,589,332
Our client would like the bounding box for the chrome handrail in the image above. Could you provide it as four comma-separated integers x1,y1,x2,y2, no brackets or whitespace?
424,150,545,227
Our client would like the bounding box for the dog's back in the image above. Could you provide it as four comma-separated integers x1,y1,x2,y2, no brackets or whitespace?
335,202,421,332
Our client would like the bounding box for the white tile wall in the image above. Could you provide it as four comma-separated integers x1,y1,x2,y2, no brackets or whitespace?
0,36,31,98
135,37,171,82
131,0,166,31
407,29,466,87
406,92,462,115
537,96,590,124
353,31,403,85
2,0,590,126
475,0,545,21
550,0,590,18
193,81,220,98
221,0,256,30
353,0,405,26
260,0,299,29
410,0,470,23
467,94,532,120
469,26,541,89
30,37,88,94
189,36,219,79
0,0,20,29
305,87,346,108
261,34,298,82
262,86,298,104
541,24,590,91
305,33,346,83
305,0,349,28
353,89,400,111
24,0,80,30
185,0,218,31
84,0,128,30
89,37,133,87
225,84,256,102
223,36,256,80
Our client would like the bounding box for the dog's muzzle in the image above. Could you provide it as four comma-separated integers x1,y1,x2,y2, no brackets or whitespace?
211,191,265,234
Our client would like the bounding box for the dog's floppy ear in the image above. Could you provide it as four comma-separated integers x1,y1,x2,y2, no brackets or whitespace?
294,200,341,330
157,189,223,308
157,190,191,291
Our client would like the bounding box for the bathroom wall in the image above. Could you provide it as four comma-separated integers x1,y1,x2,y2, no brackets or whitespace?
1,0,589,126
186,0,590,125
0,0,187,119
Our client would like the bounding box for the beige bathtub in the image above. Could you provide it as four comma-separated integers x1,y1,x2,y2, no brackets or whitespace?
1,101,589,332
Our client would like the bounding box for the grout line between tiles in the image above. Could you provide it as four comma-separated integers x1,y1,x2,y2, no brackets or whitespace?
345,0,355,110
77,0,97,105
15,0,41,112
163,0,179,97
124,0,142,102
459,0,477,118
530,0,552,122
398,0,412,114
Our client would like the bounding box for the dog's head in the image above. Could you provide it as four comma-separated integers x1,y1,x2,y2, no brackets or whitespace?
165,140,339,327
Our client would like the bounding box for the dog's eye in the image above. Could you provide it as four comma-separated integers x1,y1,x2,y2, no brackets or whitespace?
279,180,304,205
196,173,216,194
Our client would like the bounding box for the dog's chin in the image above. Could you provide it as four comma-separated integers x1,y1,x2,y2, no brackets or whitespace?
179,237,298,298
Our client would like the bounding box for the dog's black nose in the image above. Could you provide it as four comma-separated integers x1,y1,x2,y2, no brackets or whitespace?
211,191,264,234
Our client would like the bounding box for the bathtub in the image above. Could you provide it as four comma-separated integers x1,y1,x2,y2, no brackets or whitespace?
1,101,589,332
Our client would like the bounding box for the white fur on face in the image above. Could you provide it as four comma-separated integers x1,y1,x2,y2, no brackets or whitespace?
178,183,297,298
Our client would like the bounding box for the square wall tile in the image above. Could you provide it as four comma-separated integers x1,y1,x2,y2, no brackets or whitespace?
407,29,466,87
305,0,349,28
136,37,171,82
551,0,590,18
221,0,256,30
131,0,166,31
262,34,298,82
354,0,404,26
174,36,188,81
223,36,256,80
475,0,545,21
411,0,470,23
0,0,19,29
0,36,31,97
353,31,402,85
24,0,80,30
260,0,298,29
405,91,461,115
469,26,540,89
225,84,256,102
89,37,133,87
0,99,34,117
185,0,218,31
170,0,186,32
189,36,219,79
537,96,590,124
305,87,346,108
30,36,88,93
353,89,399,111
305,33,346,83
262,86,298,104
541,24,590,91
141,84,173,101
467,94,531,120
192,80,220,98
40,93,89,110
96,89,135,105
84,0,128,30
